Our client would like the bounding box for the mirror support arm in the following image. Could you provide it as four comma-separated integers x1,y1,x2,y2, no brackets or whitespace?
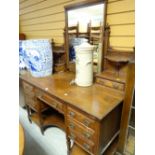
102,24,111,71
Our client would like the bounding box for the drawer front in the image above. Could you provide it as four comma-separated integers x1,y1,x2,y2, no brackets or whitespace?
36,90,64,114
68,119,95,142
23,82,34,93
25,93,49,112
96,78,125,91
24,90,35,98
25,96,39,111
69,130,95,154
67,107,96,130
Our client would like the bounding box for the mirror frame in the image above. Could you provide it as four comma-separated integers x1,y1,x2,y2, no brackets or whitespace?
64,0,107,72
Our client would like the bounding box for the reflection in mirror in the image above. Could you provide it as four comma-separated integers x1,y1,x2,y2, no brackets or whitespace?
66,3,105,73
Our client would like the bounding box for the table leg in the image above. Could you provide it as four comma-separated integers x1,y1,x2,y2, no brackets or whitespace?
38,102,44,135
26,105,32,123
66,135,71,155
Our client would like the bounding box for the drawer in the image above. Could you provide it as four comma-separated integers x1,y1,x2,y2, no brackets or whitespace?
68,119,95,142
69,130,95,154
25,94,48,112
36,90,65,114
24,90,35,98
96,78,125,91
25,96,39,111
67,107,96,130
22,82,34,93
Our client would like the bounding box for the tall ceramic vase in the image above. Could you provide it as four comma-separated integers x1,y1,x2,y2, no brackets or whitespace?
74,42,94,87
19,39,53,77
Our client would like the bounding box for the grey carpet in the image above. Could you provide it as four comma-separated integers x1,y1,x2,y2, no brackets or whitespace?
19,85,69,155
19,106,68,155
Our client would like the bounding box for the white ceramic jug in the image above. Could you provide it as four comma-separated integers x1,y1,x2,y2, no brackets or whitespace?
74,42,94,87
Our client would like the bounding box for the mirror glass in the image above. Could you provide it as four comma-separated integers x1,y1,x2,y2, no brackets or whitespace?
66,3,105,73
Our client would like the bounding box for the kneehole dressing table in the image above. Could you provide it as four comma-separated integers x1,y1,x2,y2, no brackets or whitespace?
20,71,124,155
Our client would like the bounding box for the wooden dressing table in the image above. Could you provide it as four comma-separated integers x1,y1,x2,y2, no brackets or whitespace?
20,71,124,155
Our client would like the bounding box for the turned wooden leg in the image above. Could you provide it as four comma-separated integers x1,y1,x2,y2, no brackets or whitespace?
26,105,32,123
40,126,44,135
38,102,44,135
65,108,71,155
66,136,71,155
39,114,44,135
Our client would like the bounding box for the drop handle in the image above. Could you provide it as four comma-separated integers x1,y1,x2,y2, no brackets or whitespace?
70,133,75,140
113,84,119,89
83,119,90,127
83,132,91,139
69,123,75,129
83,143,90,150
69,111,75,117
37,95,42,99
53,103,58,108
36,91,43,98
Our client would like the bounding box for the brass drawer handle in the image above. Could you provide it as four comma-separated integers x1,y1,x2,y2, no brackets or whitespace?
24,85,33,90
83,119,90,127
36,91,43,99
100,80,105,85
113,84,119,89
53,103,58,108
70,133,76,140
37,94,43,98
69,123,75,129
69,111,75,117
83,132,91,139
83,143,90,150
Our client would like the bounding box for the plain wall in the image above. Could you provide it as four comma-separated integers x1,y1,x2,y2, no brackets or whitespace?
19,0,135,51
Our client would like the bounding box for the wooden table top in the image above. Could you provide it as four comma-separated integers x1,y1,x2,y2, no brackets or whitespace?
20,72,124,120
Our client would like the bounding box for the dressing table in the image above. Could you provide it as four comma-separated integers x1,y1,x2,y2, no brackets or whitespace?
20,71,124,155
19,0,132,153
